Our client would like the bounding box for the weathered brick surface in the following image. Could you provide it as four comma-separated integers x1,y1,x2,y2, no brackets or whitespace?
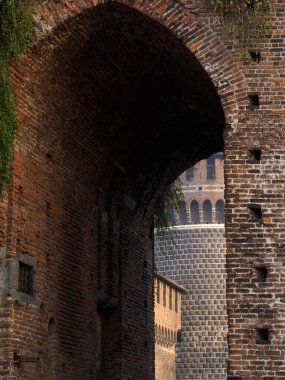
0,0,283,378
155,225,228,380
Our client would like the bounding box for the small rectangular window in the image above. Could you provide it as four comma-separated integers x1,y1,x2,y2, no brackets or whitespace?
169,288,172,310
207,156,216,180
163,284,166,307
18,262,34,296
175,291,178,313
156,280,160,303
186,167,194,181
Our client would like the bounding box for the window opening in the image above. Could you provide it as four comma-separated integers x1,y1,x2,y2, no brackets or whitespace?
203,200,212,224
179,202,188,225
163,284,166,307
190,200,200,224
186,167,194,181
215,200,224,223
18,262,34,296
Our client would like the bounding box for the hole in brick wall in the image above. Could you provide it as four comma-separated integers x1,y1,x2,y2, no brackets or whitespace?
13,352,20,365
252,264,267,282
249,50,261,63
144,260,147,268
46,202,51,212
48,317,55,333
144,300,148,309
144,340,148,349
248,148,261,162
248,205,263,223
249,94,260,110
46,153,52,159
18,185,24,196
255,328,270,344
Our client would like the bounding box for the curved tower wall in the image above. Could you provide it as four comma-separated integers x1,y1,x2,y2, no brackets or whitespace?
155,225,227,380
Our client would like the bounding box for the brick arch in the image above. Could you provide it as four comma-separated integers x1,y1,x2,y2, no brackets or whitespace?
13,2,228,224
33,0,249,122
26,0,252,223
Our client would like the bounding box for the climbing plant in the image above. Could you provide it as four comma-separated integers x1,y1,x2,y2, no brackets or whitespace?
213,0,273,54
154,178,184,235
0,0,33,193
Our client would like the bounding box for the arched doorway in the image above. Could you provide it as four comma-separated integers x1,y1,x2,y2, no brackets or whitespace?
4,2,228,379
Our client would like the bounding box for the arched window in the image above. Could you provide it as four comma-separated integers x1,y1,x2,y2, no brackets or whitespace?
190,200,200,224
167,205,176,226
179,202,188,225
215,200,224,223
177,329,182,343
203,200,212,224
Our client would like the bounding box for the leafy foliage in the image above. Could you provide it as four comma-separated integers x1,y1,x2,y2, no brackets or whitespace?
213,0,273,54
154,178,184,234
0,0,33,192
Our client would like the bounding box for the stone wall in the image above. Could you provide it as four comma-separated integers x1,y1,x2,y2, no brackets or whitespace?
155,225,227,380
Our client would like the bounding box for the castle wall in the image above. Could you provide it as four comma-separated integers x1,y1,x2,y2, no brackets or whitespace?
155,225,227,380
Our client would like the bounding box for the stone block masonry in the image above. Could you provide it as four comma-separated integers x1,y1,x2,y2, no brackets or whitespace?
155,225,227,380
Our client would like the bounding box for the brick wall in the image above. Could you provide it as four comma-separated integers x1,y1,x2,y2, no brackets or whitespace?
155,225,228,379
0,0,283,378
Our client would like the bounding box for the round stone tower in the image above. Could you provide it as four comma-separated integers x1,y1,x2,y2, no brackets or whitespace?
155,154,228,380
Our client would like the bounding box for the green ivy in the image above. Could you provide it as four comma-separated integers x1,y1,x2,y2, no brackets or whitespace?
213,0,273,55
0,0,33,192
154,178,184,235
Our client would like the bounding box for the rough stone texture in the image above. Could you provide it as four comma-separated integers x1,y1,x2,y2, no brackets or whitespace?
155,225,228,380
0,0,283,378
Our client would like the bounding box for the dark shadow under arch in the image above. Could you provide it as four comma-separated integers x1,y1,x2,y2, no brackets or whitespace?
10,2,225,379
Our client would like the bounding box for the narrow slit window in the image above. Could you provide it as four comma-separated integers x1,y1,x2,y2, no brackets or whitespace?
169,288,172,310
156,280,160,303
